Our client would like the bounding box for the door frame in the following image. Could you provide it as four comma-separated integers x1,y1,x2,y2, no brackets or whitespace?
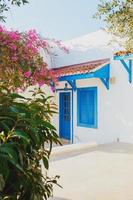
59,91,72,141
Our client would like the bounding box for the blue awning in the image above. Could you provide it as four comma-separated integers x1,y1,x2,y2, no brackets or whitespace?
58,63,110,90
114,53,133,83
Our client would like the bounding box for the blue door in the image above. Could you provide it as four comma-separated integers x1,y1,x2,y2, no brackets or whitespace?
59,92,71,140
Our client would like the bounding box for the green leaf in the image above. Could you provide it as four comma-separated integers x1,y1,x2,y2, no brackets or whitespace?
0,157,9,180
9,93,27,100
0,121,10,132
0,174,5,192
42,121,56,131
13,130,30,144
42,157,49,170
0,144,24,172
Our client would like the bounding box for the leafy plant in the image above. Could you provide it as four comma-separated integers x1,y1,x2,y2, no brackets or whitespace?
0,0,29,22
95,0,133,51
0,85,61,200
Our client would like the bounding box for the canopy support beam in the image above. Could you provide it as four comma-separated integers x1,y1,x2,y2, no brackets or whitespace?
100,77,110,90
67,80,76,91
114,54,133,83
120,59,132,83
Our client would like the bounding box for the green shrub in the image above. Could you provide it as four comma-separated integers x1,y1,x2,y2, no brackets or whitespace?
0,86,60,200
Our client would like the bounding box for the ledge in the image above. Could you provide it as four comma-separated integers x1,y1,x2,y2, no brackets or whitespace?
50,142,98,159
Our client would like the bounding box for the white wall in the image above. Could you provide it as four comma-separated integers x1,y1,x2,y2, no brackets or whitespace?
54,58,133,144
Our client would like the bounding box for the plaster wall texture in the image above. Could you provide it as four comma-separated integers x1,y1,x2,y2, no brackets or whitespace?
54,59,133,144
52,30,133,144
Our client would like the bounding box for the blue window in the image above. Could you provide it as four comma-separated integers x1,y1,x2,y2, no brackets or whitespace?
77,87,97,128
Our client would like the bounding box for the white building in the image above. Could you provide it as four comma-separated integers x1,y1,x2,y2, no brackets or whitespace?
51,30,133,144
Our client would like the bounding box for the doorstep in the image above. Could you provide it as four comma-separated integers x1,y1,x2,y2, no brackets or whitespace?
50,142,97,159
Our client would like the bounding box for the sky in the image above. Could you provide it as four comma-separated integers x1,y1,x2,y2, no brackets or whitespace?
4,0,105,41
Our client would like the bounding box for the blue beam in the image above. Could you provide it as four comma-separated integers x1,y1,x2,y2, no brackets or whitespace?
120,59,132,83
67,80,76,91
100,78,110,90
95,64,110,90
114,53,132,83
129,60,132,83
120,60,130,73
58,72,94,81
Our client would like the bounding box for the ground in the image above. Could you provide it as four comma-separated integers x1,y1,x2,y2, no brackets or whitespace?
48,142,133,200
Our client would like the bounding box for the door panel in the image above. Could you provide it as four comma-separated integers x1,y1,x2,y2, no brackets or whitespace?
59,92,71,140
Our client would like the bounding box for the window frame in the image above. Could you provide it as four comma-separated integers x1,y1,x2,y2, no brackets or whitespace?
77,87,98,128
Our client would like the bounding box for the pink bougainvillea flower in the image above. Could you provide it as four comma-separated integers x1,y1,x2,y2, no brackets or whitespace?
50,86,55,92
24,71,31,78
38,80,45,87
16,88,24,93
42,40,48,47
0,25,5,32
11,56,17,61
62,46,69,54
28,29,38,42
9,44,17,50
9,31,21,41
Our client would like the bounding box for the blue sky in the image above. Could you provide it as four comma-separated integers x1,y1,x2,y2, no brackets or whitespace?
5,0,105,41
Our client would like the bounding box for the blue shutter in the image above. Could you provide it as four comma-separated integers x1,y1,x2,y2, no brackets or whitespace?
77,87,97,128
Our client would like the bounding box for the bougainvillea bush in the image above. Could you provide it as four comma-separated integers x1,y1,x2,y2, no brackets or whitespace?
0,27,67,199
0,26,68,91
0,26,50,91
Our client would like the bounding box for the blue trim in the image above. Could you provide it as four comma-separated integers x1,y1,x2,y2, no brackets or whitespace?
77,87,98,129
114,53,133,60
72,90,74,143
59,72,94,81
120,59,132,83
100,77,110,89
114,54,133,83
59,92,71,140
120,59,130,72
130,60,132,83
67,80,76,91
58,63,110,90
114,55,132,83
58,90,74,143
56,88,72,92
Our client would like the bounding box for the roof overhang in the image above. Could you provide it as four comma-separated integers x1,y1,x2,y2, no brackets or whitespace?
58,62,110,90
114,53,133,61
114,53,133,83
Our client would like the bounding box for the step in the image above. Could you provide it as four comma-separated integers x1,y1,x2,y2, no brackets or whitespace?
50,142,97,158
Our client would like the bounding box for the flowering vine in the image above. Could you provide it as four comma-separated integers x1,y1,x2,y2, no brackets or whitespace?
0,26,68,92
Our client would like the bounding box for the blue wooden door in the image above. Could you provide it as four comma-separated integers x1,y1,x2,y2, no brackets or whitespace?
59,92,71,140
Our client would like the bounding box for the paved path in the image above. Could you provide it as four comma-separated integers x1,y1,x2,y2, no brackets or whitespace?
48,142,133,200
